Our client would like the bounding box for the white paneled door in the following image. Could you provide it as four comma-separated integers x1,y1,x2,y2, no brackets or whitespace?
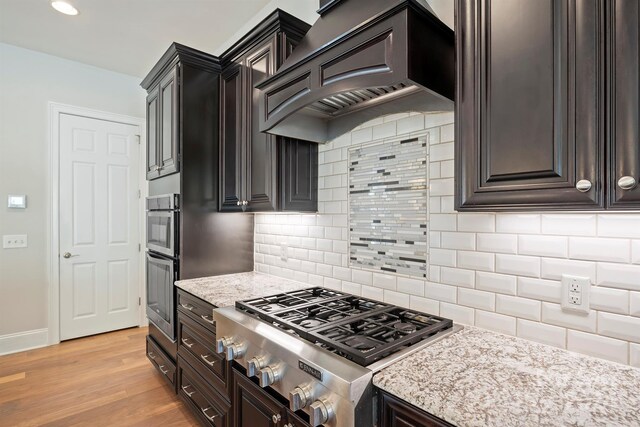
59,113,140,340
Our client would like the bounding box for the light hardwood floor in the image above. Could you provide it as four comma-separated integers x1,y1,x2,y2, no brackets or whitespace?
0,327,199,426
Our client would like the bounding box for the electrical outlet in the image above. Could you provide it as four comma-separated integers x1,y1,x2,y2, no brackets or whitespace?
280,243,288,262
561,274,590,314
3,234,28,249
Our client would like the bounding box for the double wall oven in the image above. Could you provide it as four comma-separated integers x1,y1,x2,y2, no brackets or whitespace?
146,194,179,341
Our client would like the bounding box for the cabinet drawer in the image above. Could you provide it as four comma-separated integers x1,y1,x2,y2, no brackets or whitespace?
178,355,231,427
379,390,454,427
178,312,229,396
177,289,216,332
146,335,176,390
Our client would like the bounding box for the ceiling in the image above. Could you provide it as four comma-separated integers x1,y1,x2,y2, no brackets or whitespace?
0,0,453,79
0,0,273,77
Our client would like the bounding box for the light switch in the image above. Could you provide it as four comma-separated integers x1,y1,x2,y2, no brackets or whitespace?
7,195,27,209
3,235,28,249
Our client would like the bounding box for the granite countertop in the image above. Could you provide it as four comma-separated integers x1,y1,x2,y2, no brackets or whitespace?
175,271,309,307
373,326,640,427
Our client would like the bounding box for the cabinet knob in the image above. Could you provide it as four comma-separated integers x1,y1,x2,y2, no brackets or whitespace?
575,179,592,193
271,413,281,423
236,201,242,206
617,176,637,191
242,200,248,206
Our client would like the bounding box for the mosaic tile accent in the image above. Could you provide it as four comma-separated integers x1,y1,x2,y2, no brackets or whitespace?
348,137,428,278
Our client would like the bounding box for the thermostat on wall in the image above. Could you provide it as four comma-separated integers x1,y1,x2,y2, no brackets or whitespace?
7,195,27,209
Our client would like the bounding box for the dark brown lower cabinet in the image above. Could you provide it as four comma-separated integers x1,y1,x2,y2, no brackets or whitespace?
178,355,232,427
232,369,310,427
379,391,454,427
146,335,176,390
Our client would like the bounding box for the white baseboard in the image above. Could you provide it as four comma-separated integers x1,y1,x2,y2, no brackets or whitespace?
0,328,49,356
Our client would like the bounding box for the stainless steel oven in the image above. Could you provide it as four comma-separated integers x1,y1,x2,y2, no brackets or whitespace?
146,194,179,257
146,194,179,340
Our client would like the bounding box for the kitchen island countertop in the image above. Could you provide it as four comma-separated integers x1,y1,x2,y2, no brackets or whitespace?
373,325,640,427
175,271,308,308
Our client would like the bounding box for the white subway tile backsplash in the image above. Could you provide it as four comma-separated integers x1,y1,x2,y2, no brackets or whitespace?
598,214,640,238
631,292,640,317
518,235,568,258
632,240,640,264
496,214,541,234
541,258,596,283
440,302,474,325
425,282,457,303
517,277,562,303
569,237,631,263
475,310,516,336
254,114,640,366
440,267,475,288
597,312,640,343
596,263,640,291
458,288,495,311
517,319,566,349
496,254,540,278
541,214,597,236
476,272,517,295
397,277,425,296
410,296,440,314
397,115,425,134
541,303,596,333
496,295,541,321
457,214,495,232
631,344,640,368
590,287,629,315
441,232,476,250
567,331,629,364
457,251,495,272
477,233,518,254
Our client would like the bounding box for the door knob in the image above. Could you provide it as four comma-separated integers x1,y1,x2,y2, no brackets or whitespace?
617,176,637,191
575,179,592,193
62,252,76,259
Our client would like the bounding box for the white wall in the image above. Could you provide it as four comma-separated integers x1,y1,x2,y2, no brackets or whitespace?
255,112,640,367
0,43,145,349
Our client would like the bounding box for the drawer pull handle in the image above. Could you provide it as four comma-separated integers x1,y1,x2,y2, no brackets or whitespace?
159,365,169,375
576,179,592,193
200,354,217,367
200,314,215,325
618,176,637,191
181,303,194,311
202,407,219,422
181,385,196,397
181,338,194,348
148,351,156,360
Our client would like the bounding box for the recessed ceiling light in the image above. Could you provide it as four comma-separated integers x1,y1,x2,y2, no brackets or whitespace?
51,1,79,16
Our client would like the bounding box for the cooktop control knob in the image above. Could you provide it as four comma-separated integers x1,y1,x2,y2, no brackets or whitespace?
215,336,233,354
309,399,333,427
258,365,281,388
225,342,246,361
247,356,267,377
289,385,312,411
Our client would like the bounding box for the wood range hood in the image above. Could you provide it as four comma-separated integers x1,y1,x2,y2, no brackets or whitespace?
256,0,455,143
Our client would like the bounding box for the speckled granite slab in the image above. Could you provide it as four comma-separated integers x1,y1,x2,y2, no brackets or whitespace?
175,272,309,308
374,326,640,427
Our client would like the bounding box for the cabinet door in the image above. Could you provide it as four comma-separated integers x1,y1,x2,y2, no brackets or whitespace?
281,138,318,212
607,0,640,208
455,0,604,210
232,370,285,427
245,39,278,212
158,66,180,177
219,64,244,211
146,86,161,180
379,391,454,427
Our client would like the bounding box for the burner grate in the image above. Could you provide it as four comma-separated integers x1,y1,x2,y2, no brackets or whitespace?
236,287,453,366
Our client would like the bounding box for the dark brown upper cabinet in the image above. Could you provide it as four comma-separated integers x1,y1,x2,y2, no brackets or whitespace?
607,0,640,209
456,0,605,211
218,10,317,213
142,44,220,182
457,0,640,211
